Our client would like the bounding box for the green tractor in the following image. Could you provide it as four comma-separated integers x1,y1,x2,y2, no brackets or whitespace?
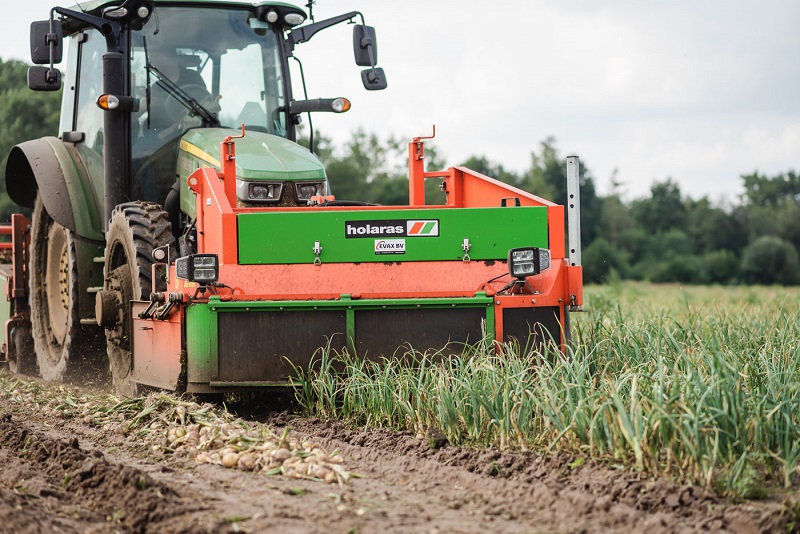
2,0,583,396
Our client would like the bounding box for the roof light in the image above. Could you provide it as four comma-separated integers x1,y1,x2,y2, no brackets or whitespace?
103,7,127,18
284,13,306,26
137,5,150,18
266,10,279,23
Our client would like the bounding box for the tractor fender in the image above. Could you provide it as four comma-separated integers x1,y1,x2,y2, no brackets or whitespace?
5,137,104,241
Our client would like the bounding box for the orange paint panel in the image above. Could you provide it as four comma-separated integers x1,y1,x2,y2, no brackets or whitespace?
188,167,238,264
567,265,584,306
547,205,565,259
131,301,183,391
408,140,426,205
168,259,573,307
452,166,558,209
217,260,511,297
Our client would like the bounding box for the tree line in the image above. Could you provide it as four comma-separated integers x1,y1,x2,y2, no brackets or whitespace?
312,131,799,286
1,57,797,285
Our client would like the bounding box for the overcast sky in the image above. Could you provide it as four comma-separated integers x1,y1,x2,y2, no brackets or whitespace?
3,1,799,202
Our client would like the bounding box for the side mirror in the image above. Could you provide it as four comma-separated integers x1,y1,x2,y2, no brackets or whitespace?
361,67,387,91
30,20,63,65
28,66,62,92
353,25,378,67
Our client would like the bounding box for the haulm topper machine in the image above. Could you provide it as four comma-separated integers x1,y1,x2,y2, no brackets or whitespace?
0,0,583,396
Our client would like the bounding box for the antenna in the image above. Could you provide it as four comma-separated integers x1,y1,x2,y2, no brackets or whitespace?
305,0,316,22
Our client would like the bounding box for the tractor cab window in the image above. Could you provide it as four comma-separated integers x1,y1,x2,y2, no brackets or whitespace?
73,30,106,191
130,7,286,203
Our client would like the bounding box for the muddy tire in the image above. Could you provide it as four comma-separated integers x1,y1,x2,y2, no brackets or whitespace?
7,324,38,376
29,196,106,383
103,202,175,397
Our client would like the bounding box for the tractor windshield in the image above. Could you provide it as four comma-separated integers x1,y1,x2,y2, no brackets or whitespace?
130,6,286,201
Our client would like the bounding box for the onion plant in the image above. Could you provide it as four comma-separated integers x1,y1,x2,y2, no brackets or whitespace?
294,284,800,496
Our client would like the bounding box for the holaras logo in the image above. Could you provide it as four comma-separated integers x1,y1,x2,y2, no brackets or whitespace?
407,220,439,237
345,219,440,238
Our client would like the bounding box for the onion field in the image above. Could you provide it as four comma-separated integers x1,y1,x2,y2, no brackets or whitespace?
295,283,800,497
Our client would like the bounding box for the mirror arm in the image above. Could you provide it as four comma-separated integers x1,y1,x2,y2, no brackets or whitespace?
53,7,122,51
359,35,376,68
46,13,59,75
289,98,345,114
287,11,363,53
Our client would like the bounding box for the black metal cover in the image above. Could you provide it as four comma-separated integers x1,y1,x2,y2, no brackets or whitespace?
354,307,485,359
503,306,563,353
217,310,347,382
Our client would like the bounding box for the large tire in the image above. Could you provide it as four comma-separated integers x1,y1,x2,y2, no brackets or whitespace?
29,195,106,383
103,202,175,397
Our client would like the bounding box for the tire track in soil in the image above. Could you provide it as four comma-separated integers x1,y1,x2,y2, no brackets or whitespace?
280,416,791,534
0,413,223,533
0,381,792,534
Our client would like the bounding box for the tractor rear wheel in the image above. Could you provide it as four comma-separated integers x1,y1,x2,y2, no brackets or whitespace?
102,202,175,397
29,195,105,382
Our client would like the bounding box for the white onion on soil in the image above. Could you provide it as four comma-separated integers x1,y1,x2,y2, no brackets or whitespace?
0,375,353,485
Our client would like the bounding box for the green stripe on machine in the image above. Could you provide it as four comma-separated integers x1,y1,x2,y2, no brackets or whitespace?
237,206,548,264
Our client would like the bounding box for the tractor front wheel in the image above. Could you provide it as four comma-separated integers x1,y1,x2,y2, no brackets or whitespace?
101,202,175,397
29,195,105,382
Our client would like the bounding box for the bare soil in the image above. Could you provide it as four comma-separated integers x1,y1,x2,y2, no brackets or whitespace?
0,376,794,534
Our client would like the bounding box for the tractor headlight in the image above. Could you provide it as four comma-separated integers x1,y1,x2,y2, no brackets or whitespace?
175,254,219,284
508,247,551,279
295,182,325,202
236,180,283,203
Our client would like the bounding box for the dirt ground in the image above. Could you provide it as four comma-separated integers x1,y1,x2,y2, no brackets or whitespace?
0,376,794,534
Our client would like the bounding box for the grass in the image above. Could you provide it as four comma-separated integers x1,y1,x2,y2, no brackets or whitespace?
293,283,800,496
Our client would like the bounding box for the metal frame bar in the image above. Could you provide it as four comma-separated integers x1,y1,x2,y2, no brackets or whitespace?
566,156,581,268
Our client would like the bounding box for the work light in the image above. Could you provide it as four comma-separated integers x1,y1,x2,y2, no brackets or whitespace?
295,182,325,202
236,180,283,203
508,247,551,279
175,254,219,284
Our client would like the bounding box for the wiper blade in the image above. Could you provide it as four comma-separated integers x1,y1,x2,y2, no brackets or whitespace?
143,36,151,129
146,63,220,127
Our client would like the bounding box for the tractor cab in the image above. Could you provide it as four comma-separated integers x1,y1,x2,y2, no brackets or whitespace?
128,5,290,204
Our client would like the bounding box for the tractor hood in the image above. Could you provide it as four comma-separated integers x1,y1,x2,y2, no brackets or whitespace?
177,128,326,216
179,128,326,182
